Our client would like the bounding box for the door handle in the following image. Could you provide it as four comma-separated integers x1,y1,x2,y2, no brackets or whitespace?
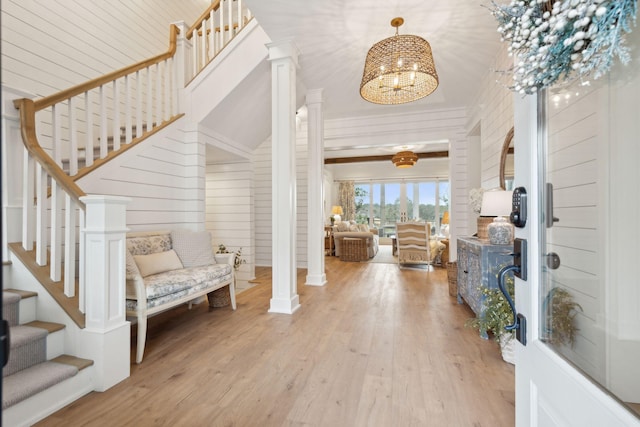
498,265,520,331
546,183,560,228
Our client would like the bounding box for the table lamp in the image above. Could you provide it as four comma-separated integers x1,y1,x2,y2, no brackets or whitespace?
480,190,514,244
440,211,450,237
331,206,343,224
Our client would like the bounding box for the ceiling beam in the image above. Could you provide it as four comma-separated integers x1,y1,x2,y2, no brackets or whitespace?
324,151,449,165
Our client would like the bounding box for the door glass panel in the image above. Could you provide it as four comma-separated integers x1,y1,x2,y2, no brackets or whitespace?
417,182,436,223
380,183,400,237
354,183,370,224
540,27,640,416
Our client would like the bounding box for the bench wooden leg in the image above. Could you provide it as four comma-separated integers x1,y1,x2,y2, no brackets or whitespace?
136,315,147,364
229,282,237,310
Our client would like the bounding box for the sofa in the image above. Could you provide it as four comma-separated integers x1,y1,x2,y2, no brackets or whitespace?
332,221,379,258
125,230,235,363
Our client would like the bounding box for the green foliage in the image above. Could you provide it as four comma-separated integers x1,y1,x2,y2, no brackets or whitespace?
216,243,246,271
543,287,582,347
354,186,369,223
465,274,515,341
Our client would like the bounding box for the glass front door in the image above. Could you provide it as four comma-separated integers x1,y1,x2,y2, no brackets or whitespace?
538,50,640,419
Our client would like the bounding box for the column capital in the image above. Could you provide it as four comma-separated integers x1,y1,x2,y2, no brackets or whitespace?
267,39,300,67
306,89,324,105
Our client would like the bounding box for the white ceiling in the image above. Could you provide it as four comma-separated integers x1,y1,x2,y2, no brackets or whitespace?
206,0,503,163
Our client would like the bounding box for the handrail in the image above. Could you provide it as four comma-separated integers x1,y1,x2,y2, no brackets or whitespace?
13,98,87,209
186,0,221,39
13,24,182,208
33,24,180,112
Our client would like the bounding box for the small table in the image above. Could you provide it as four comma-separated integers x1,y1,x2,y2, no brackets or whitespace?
324,226,335,256
390,235,397,256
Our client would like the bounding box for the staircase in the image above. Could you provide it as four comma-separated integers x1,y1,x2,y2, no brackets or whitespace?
2,1,257,425
2,289,93,427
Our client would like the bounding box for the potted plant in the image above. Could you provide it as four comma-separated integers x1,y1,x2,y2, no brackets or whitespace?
466,274,516,364
216,243,246,271
467,275,582,364
543,287,582,347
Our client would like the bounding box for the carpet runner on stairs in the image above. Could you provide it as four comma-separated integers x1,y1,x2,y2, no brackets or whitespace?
2,290,92,410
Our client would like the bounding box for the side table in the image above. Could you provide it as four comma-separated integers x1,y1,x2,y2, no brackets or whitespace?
390,235,397,256
324,226,334,256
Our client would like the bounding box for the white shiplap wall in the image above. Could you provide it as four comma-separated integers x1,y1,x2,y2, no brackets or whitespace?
253,138,272,267
1,0,208,98
546,81,606,384
467,45,514,190
205,160,256,293
252,131,309,268
77,119,206,231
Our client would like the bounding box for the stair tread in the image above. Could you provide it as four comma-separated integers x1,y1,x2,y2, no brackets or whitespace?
2,360,79,410
24,320,65,334
8,325,48,348
51,354,94,371
4,289,38,299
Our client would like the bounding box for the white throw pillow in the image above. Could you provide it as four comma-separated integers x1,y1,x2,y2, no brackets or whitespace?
125,250,141,280
336,222,350,232
133,250,184,277
170,230,216,268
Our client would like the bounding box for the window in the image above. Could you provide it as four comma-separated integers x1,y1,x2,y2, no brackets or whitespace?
355,180,449,236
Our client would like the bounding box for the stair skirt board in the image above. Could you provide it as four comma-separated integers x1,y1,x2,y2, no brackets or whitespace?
2,366,94,427
2,361,78,409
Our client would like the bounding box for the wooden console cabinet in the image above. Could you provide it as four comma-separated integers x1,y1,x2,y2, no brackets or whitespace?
457,237,513,338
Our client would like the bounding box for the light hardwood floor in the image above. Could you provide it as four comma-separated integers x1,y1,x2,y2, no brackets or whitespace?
36,256,515,426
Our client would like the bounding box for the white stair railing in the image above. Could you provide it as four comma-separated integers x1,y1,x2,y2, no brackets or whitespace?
186,0,253,82
12,2,252,320
13,24,182,312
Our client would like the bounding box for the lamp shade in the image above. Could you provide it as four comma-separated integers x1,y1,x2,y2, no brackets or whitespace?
441,211,450,225
391,151,418,168
360,17,439,105
480,190,513,217
331,206,343,216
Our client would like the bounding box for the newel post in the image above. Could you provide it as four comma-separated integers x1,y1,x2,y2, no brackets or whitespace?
172,20,189,111
79,195,131,391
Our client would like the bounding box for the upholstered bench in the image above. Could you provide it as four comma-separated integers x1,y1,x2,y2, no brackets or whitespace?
125,230,235,363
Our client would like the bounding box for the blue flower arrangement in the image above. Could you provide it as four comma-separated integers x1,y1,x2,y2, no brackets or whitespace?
490,0,637,94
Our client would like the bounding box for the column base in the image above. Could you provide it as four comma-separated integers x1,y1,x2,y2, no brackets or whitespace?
305,273,327,286
268,295,301,314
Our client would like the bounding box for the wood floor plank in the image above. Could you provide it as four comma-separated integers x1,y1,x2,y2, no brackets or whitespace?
35,255,515,426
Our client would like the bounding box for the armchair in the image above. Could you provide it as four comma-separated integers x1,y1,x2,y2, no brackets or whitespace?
396,221,445,266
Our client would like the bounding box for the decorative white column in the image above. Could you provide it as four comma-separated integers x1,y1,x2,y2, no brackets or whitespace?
267,40,301,314
79,195,131,391
305,89,327,286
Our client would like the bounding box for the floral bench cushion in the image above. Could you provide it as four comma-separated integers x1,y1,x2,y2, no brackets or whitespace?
126,263,232,311
127,234,172,256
